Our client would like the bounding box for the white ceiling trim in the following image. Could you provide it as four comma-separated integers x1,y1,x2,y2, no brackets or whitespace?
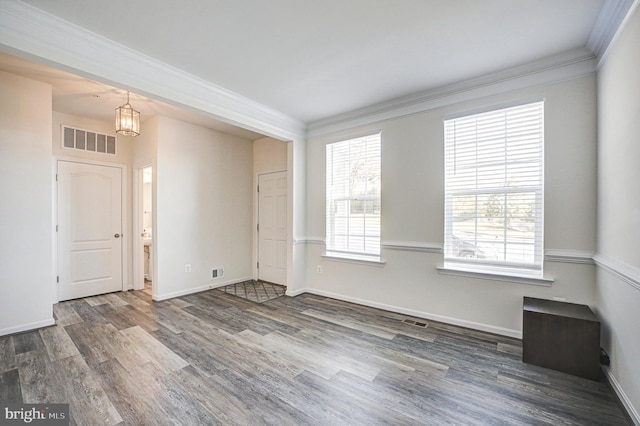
587,0,635,58
0,0,633,142
594,0,640,68
0,0,305,141
307,48,597,138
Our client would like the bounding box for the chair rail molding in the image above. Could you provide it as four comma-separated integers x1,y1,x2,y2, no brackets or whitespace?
544,249,595,264
593,253,640,292
381,240,443,254
294,237,324,246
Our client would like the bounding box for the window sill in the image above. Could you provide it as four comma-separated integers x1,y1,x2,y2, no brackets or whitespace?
436,266,554,286
323,252,386,266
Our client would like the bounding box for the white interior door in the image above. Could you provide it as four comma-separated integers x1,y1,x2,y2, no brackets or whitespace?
258,171,287,285
57,161,123,301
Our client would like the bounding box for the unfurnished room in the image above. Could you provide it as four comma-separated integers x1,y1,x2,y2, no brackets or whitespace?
0,1,639,424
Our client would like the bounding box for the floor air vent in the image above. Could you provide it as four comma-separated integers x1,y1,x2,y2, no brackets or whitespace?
403,319,428,328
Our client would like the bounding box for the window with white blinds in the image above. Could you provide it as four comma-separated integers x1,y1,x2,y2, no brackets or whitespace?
444,101,544,277
326,133,381,259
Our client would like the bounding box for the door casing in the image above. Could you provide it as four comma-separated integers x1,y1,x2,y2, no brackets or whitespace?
55,158,128,302
257,170,288,285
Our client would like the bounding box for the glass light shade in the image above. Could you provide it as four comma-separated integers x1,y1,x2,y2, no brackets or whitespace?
115,99,140,137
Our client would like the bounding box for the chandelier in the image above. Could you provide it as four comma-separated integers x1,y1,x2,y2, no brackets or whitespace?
115,91,140,136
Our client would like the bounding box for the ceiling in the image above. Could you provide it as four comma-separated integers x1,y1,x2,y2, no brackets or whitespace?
0,51,267,140
0,0,618,137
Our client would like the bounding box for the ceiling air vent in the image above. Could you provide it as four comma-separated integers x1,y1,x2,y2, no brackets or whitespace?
62,125,117,155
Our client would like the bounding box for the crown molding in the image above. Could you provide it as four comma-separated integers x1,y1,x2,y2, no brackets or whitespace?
0,1,306,141
307,48,596,138
1,1,632,142
588,0,636,59
595,0,640,68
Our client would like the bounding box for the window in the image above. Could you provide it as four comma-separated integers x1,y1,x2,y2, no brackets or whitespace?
444,101,544,277
326,133,381,260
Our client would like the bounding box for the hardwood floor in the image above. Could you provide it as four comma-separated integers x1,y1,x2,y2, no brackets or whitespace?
0,287,630,425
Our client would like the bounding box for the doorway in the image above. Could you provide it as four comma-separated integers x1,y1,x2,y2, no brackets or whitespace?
257,171,287,285
134,165,153,296
57,160,124,301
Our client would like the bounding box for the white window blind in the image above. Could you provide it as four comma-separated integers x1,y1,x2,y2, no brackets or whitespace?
444,101,544,276
326,133,381,258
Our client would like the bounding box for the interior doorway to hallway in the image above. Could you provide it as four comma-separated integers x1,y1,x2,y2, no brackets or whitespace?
134,164,154,297
257,170,287,286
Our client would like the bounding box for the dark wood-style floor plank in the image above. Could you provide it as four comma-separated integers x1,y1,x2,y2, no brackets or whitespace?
12,330,45,354
0,369,22,404
0,335,17,373
0,285,630,425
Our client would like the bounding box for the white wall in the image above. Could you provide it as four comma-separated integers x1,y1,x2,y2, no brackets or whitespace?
154,116,254,300
595,4,640,421
305,76,597,337
0,70,54,335
254,137,287,174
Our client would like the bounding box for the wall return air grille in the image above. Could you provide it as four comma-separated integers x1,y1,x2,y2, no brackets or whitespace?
62,125,117,155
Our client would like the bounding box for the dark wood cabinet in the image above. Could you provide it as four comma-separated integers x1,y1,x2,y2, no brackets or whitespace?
522,297,601,380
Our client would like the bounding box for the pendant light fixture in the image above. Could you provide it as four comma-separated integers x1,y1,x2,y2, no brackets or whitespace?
115,91,140,136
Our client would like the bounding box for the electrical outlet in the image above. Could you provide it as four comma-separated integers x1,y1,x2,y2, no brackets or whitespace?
212,267,224,278
185,264,191,273
317,265,323,273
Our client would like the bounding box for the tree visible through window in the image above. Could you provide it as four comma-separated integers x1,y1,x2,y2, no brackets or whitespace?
326,133,381,258
444,101,544,276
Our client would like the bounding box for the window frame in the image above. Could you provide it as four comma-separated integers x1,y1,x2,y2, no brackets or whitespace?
443,100,545,279
325,132,382,262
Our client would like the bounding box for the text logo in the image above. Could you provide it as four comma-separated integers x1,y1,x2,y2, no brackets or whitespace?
1,404,69,425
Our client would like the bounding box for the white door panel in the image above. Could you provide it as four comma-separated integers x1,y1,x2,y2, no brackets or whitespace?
58,161,123,301
258,171,287,285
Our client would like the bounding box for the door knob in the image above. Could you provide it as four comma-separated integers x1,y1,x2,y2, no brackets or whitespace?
114,233,121,238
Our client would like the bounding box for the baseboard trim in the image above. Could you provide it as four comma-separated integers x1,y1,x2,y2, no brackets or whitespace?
289,287,521,338
0,318,56,337
603,366,640,426
286,287,307,297
154,276,252,301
